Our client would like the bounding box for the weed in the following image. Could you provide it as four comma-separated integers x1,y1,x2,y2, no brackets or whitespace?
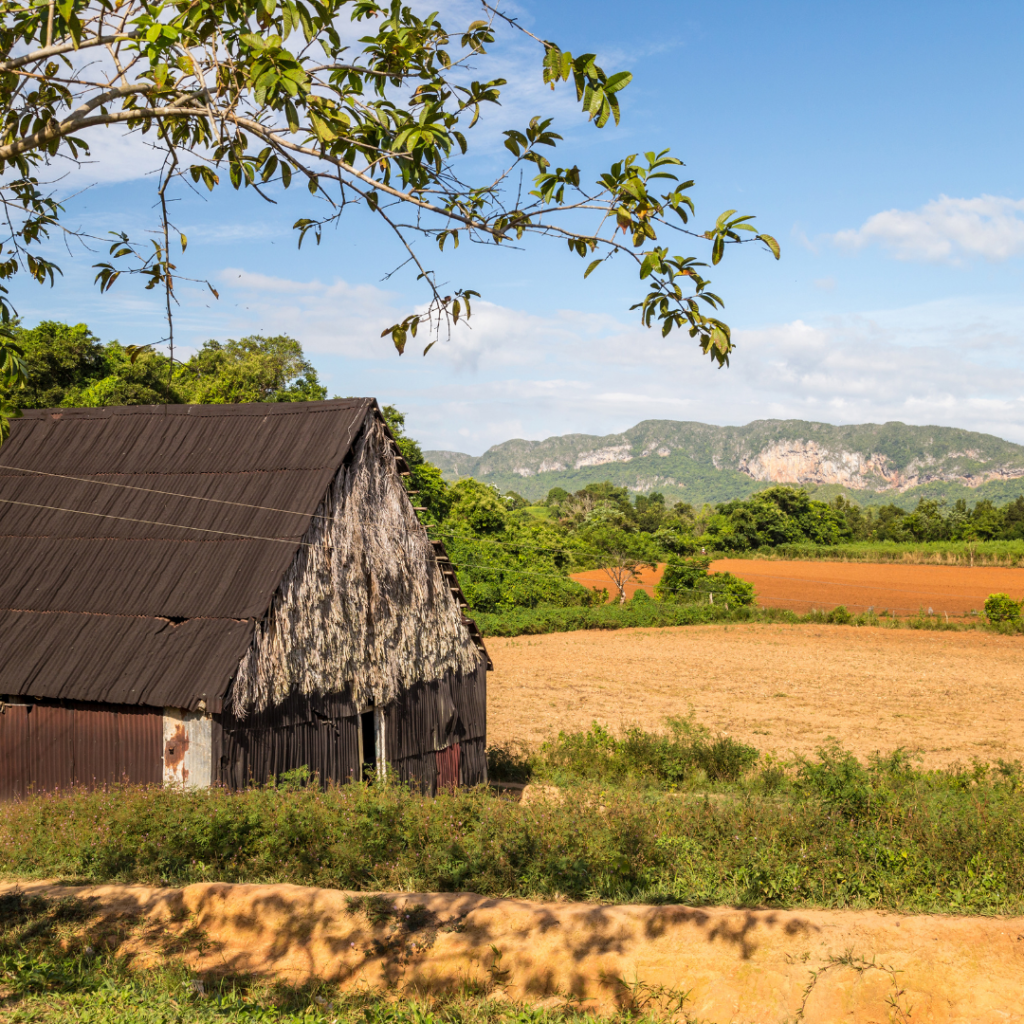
537,718,758,787
487,740,534,783
3,730,1024,915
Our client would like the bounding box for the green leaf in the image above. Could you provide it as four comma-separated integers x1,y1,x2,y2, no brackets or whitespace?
179,232,187,252
758,234,781,259
603,71,632,95
711,235,724,265
583,259,602,279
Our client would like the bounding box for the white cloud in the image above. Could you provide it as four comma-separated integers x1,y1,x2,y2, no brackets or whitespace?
193,268,1024,453
832,195,1024,263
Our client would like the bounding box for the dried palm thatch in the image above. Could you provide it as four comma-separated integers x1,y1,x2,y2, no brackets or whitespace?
231,414,479,716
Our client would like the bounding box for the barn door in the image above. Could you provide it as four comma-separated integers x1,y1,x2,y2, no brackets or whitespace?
435,742,461,791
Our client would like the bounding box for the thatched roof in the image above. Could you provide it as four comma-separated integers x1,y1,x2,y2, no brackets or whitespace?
0,400,485,711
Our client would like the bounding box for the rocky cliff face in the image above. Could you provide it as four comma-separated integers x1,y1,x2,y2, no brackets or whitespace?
739,440,1024,491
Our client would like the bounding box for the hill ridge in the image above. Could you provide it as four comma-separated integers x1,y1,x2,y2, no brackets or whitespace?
425,418,1024,510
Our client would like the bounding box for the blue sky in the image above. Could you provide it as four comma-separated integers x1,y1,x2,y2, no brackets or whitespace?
12,0,1024,452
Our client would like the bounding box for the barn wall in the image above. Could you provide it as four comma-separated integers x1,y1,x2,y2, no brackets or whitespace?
0,700,162,800
215,690,361,789
384,659,487,796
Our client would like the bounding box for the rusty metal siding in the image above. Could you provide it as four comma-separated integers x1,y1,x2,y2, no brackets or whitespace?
0,400,374,709
435,743,461,790
117,706,164,784
73,706,118,787
215,690,361,789
0,700,162,800
384,659,487,795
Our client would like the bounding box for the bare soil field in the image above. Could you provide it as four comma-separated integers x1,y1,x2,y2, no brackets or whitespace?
571,558,1024,616
5,879,1022,1023
486,624,1024,767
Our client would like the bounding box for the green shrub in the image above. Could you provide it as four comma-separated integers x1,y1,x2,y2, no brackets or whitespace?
826,605,852,624
538,719,759,787
657,556,712,598
702,570,755,606
486,741,533,783
985,592,1022,623
3,737,1024,914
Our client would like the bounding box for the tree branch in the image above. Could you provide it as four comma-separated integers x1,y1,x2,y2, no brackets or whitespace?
0,32,139,73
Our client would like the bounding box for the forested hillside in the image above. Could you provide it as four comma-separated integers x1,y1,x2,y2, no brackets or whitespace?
427,419,1024,510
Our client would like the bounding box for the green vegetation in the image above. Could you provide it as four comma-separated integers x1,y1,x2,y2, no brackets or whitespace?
726,539,1024,566
0,321,328,411
0,1,778,445
2,725,1023,915
473,601,975,638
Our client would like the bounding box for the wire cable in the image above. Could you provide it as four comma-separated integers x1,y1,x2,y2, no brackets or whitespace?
1,467,333,521
0,497,309,546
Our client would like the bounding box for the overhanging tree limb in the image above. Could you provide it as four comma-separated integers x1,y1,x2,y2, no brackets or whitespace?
0,0,780,441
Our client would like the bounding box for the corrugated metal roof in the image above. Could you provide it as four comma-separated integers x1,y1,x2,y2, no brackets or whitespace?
0,400,373,708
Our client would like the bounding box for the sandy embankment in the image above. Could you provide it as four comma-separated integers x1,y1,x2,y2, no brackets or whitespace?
4,880,1023,1023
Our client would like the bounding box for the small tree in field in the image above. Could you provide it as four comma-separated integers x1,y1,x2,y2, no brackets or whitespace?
0,0,779,440
581,524,659,605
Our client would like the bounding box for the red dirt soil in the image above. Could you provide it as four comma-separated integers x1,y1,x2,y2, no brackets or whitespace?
5,879,1022,1023
571,559,1024,616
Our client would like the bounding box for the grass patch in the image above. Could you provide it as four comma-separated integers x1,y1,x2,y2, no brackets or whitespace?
2,727,1024,916
474,600,981,637
728,539,1024,566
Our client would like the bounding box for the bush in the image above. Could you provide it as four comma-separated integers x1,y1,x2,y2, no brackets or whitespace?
656,556,754,606
486,741,533,783
985,592,1022,624
2,737,1024,913
538,719,759,787
826,605,852,624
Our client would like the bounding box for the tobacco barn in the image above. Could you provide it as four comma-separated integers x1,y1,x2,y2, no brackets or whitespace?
0,399,489,799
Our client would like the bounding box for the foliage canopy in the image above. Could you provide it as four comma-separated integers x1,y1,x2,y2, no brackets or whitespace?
0,0,779,439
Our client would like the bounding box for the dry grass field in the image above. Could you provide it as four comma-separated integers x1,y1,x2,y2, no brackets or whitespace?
486,623,1024,768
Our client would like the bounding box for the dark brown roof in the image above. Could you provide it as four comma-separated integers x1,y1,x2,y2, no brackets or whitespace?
0,400,374,708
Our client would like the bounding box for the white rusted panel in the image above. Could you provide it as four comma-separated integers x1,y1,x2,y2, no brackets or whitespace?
374,707,387,778
162,708,213,788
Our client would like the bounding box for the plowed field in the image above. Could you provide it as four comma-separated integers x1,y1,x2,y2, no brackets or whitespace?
486,624,1024,767
571,559,1024,616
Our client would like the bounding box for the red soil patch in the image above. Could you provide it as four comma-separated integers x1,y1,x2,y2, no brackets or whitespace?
572,560,1024,616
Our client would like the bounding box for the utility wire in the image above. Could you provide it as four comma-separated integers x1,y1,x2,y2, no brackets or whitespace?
0,497,309,545
1,467,333,521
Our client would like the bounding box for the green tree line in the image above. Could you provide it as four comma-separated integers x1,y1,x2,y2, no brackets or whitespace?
0,321,327,410
8,320,1024,619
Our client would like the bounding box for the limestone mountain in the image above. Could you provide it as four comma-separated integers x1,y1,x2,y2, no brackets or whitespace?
425,420,1024,509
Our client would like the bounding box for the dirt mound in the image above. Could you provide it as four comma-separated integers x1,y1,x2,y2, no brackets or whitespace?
3,880,1021,1023
487,624,1024,767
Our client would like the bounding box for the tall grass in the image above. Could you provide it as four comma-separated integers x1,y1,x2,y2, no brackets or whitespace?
2,731,1023,915
474,600,979,637
732,540,1024,566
